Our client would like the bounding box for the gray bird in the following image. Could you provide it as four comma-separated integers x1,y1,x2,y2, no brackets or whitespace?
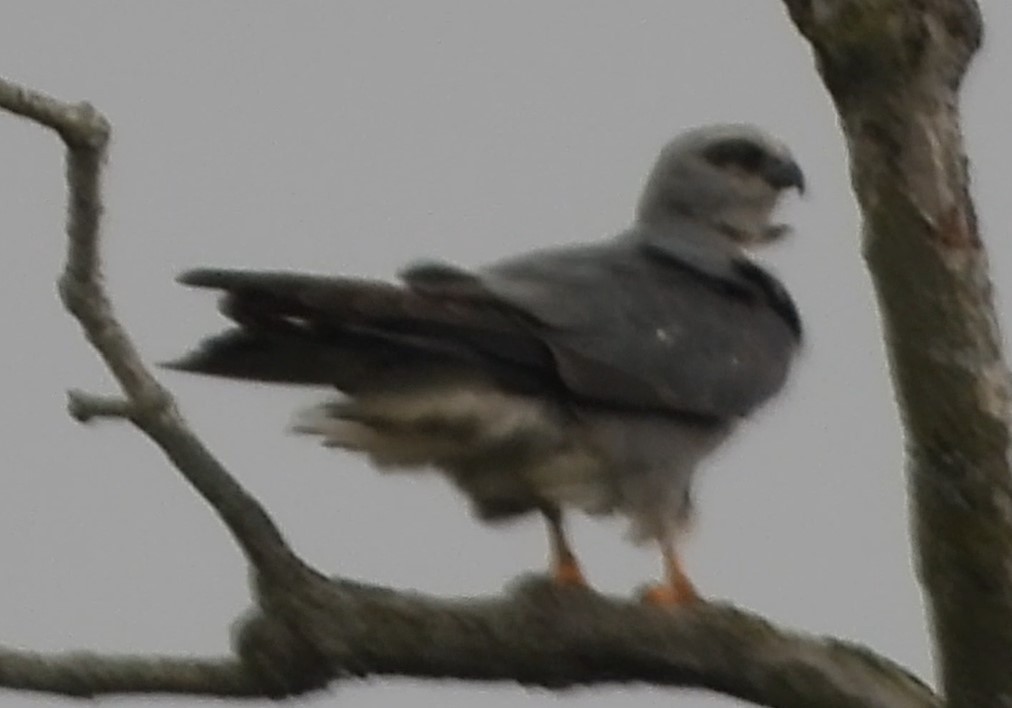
169,124,804,605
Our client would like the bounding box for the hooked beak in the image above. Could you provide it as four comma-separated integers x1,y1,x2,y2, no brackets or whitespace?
762,157,806,195
758,158,804,245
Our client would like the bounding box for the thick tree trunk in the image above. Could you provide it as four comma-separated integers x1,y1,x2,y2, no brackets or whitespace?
783,2,1012,706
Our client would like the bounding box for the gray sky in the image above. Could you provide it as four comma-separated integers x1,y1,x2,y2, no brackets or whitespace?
0,3,1008,707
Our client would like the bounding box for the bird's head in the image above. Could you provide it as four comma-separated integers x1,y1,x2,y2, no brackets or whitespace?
635,124,804,246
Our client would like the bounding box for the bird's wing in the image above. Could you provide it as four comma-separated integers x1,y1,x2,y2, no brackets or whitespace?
169,268,562,396
173,221,799,418
468,223,801,417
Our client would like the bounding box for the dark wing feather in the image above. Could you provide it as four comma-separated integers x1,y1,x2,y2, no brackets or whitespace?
166,326,435,390
174,219,799,418
171,268,561,396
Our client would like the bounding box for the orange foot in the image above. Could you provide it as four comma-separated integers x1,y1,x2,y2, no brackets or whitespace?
640,580,701,608
552,557,589,588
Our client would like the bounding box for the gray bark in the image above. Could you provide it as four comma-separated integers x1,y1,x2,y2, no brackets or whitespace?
782,2,1012,706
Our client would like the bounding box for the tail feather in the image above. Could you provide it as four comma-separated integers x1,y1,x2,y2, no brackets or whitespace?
178,268,355,292
169,267,560,395
179,268,481,333
164,328,356,386
164,327,472,392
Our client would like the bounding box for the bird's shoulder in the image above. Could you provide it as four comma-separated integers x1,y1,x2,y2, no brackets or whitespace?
414,222,798,339
399,223,800,418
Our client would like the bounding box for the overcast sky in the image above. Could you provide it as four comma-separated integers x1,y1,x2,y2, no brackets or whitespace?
0,3,1009,707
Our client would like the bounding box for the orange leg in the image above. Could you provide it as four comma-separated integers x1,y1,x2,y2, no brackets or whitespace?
542,507,588,588
642,538,700,607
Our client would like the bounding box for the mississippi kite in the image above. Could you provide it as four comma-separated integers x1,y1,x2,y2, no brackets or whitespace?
170,124,804,605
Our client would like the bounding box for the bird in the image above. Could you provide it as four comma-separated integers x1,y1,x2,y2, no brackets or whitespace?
168,124,804,606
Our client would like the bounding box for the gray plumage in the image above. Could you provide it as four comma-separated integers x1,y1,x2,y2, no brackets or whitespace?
170,124,804,595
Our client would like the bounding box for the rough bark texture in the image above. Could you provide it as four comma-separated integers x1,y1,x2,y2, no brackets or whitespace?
783,2,1011,707
0,573,939,708
0,1,1002,704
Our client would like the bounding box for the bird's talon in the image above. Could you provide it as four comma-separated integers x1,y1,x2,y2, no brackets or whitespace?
552,558,589,588
640,582,700,608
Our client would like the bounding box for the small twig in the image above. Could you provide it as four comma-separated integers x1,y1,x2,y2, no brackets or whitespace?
0,79,108,148
66,389,134,422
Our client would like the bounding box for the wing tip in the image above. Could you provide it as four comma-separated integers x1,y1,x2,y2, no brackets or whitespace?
158,328,255,377
176,268,233,288
158,351,223,376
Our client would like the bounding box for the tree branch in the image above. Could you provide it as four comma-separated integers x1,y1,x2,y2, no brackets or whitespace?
247,576,939,708
0,648,264,698
0,577,939,707
0,76,309,587
66,389,134,422
781,2,1010,706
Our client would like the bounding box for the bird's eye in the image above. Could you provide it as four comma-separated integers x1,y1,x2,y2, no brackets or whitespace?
703,139,766,172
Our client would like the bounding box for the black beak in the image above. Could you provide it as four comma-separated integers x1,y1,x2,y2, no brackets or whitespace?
763,158,806,194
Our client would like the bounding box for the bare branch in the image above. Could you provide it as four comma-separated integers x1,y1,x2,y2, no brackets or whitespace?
0,577,937,707
0,79,108,148
0,648,264,698
0,74,308,584
67,389,134,422
247,577,938,708
780,2,1010,706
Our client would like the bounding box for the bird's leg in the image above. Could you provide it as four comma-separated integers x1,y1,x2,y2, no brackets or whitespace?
641,537,700,607
541,506,588,588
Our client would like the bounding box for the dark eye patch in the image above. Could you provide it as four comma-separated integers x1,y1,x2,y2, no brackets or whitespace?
702,139,767,172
